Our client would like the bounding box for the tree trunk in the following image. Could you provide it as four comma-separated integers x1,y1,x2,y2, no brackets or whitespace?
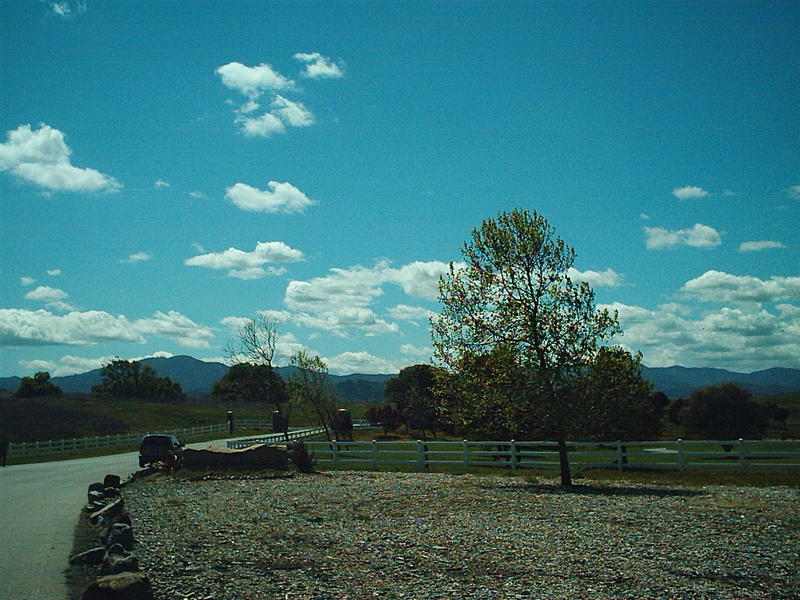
557,436,572,486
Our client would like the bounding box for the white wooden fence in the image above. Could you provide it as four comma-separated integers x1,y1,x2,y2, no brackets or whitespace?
6,421,256,461
287,438,800,474
8,425,800,474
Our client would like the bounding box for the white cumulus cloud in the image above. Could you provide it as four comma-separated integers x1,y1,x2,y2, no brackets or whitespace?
672,186,709,201
568,268,624,288
605,300,800,372
644,223,721,249
186,241,304,279
133,311,215,348
325,351,400,375
680,271,800,304
293,52,345,79
0,309,145,347
225,182,316,213
0,124,121,192
215,62,295,97
0,308,215,349
217,60,320,138
24,286,68,302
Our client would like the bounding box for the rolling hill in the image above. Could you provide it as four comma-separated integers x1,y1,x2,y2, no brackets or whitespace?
2,356,799,401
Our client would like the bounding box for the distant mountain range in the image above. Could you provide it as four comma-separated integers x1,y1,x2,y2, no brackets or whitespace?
1,355,799,401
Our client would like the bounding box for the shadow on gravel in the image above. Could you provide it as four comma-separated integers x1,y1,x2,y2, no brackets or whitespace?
491,482,701,498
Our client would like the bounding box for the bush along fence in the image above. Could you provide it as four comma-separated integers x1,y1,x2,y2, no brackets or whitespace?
5,419,275,462
230,437,800,474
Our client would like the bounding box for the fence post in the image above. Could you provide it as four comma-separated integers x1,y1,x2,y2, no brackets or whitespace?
677,439,685,474
331,440,339,470
738,438,746,473
617,440,624,472
510,440,518,471
371,440,378,470
463,440,470,471
417,440,424,470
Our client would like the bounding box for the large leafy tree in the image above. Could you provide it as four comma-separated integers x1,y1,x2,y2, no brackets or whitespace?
680,382,769,440
92,359,184,402
15,371,63,398
212,363,288,406
432,208,626,485
384,364,448,441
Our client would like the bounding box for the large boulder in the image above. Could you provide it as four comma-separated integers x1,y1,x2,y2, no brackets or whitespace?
82,572,153,600
183,443,288,471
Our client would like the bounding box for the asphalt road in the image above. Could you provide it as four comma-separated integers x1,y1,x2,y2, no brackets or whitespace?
0,439,231,600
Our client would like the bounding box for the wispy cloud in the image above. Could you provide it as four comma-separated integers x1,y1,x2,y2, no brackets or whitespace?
0,124,121,192
123,252,152,263
644,223,721,249
46,1,86,19
225,182,317,214
739,241,786,253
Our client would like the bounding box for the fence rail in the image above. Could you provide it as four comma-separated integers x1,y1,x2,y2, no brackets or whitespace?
291,438,800,474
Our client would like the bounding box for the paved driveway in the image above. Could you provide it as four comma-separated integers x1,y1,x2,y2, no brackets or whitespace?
0,439,230,599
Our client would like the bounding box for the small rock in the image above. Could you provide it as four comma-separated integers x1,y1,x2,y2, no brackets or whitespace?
101,553,139,575
82,571,153,600
70,547,107,565
107,522,135,551
103,474,122,489
91,498,124,524
106,543,128,557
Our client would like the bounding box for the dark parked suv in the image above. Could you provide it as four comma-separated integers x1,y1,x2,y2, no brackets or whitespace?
139,433,183,468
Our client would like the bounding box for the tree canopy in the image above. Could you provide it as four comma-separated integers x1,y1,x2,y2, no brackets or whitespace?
432,208,652,485
92,359,184,402
212,363,288,408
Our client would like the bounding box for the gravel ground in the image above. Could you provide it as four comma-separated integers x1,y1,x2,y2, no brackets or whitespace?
123,471,799,600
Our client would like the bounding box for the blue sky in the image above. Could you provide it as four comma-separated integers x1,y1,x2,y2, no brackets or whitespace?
1,1,798,377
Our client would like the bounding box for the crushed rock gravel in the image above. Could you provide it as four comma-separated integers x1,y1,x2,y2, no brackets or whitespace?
123,471,799,600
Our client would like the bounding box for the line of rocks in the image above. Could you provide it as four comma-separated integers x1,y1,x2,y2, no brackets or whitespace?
70,473,154,600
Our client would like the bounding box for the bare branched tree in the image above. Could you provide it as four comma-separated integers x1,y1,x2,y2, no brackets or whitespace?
224,315,279,367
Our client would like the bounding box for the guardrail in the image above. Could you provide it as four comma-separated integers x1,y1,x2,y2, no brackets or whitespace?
226,427,329,449
292,438,800,473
